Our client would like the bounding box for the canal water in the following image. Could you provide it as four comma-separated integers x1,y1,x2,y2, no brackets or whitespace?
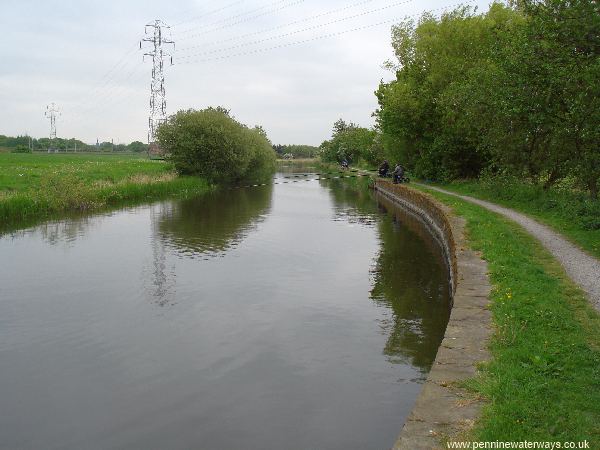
0,172,451,450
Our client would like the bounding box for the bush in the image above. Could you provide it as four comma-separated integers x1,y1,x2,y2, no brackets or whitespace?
156,107,276,184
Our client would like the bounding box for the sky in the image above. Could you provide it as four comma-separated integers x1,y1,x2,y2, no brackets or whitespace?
1,0,492,146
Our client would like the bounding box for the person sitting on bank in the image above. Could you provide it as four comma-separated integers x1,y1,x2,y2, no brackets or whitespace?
378,160,390,177
341,158,349,170
392,164,404,184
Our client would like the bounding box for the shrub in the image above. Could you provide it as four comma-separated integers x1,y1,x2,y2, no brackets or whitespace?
156,107,276,184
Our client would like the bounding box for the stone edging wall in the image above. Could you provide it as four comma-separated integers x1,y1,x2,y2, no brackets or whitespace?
374,180,492,450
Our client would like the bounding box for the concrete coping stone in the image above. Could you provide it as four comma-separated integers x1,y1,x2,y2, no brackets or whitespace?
374,180,492,449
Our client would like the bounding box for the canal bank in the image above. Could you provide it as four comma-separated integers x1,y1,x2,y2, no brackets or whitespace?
387,180,600,447
374,179,492,449
0,153,214,233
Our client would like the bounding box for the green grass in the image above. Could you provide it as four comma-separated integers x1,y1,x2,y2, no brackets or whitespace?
0,153,212,229
0,153,166,193
414,185,600,445
428,179,600,259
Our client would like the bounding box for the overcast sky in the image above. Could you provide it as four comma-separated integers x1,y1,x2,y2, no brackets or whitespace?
1,0,492,146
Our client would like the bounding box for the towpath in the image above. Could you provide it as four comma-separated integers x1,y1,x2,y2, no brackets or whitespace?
418,184,600,312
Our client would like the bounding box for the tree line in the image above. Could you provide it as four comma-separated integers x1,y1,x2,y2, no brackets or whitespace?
272,144,319,159
320,0,599,198
0,134,148,153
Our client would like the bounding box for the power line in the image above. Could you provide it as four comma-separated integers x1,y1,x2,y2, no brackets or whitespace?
61,61,142,126
176,1,473,65
76,64,146,118
96,76,147,114
64,45,140,117
175,19,392,65
176,0,416,60
61,62,146,126
173,0,291,35
173,0,305,41
177,0,380,52
62,81,146,135
171,0,246,27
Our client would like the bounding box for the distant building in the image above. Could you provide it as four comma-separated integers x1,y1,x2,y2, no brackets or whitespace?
148,142,167,158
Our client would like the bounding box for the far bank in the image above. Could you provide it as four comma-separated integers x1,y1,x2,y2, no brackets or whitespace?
0,153,212,232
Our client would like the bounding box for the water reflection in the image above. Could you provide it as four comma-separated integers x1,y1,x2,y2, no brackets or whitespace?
146,222,177,307
142,185,273,306
3,214,107,246
155,185,273,258
323,178,451,372
275,161,318,174
320,177,379,227
370,195,451,370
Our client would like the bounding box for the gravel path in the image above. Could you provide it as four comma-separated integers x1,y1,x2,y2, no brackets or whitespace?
419,184,600,312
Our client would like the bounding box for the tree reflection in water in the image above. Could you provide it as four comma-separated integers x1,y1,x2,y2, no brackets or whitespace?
2,213,109,246
322,177,451,373
145,185,273,306
370,194,451,372
155,185,273,258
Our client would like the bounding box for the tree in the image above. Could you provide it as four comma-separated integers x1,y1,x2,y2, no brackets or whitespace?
374,1,599,196
127,141,148,153
509,0,600,196
320,119,378,165
156,107,276,184
11,145,31,153
374,6,515,180
272,144,319,159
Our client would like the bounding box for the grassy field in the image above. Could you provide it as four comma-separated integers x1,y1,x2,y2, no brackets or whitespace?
0,153,211,229
414,185,600,445
428,179,600,259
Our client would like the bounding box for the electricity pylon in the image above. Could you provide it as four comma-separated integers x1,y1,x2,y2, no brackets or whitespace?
45,103,60,140
141,20,174,144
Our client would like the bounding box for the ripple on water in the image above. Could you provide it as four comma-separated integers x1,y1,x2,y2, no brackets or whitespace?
0,173,450,450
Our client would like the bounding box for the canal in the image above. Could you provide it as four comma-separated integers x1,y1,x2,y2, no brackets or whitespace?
0,170,451,450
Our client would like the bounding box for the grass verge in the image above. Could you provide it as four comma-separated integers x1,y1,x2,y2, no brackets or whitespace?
414,185,600,445
429,179,600,259
0,153,212,231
